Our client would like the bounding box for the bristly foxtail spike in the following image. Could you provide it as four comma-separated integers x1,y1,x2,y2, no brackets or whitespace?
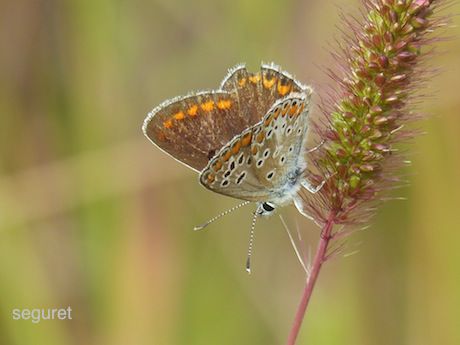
193,201,251,231
245,210,258,274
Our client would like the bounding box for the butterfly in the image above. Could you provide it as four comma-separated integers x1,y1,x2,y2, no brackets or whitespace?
143,63,324,271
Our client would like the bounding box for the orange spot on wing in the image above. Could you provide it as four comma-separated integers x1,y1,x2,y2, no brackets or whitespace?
282,104,290,117
207,173,215,183
241,132,252,147
187,105,198,116
217,99,232,110
212,160,223,172
264,115,273,126
231,140,241,155
251,146,258,155
249,74,260,83
277,81,291,96
201,100,215,112
223,150,232,162
289,105,298,117
273,107,281,119
263,76,276,89
238,78,247,86
163,119,173,129
173,111,185,120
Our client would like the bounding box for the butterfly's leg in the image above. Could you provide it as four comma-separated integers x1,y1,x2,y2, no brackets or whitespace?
301,178,326,194
306,139,325,153
301,170,337,193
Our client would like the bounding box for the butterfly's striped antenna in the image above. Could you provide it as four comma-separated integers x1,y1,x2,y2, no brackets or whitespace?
193,201,251,231
245,211,259,274
279,214,308,275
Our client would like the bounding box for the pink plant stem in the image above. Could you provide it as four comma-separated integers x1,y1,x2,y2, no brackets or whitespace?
285,212,335,345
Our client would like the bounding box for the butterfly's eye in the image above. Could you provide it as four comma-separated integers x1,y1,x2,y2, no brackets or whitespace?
262,202,275,212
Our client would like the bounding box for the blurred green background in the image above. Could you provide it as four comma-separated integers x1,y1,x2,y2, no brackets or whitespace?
0,0,459,344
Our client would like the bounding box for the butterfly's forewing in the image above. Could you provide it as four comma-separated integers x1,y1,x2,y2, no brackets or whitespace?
199,92,312,202
220,63,309,126
143,91,253,172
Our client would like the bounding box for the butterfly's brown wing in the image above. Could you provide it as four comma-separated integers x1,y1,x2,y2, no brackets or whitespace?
143,63,311,173
143,91,252,172
220,63,310,125
199,92,312,202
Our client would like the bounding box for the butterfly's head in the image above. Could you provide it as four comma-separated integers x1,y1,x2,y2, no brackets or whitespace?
255,201,277,217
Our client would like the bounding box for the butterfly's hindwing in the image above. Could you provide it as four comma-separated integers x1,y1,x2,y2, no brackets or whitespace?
199,92,311,202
